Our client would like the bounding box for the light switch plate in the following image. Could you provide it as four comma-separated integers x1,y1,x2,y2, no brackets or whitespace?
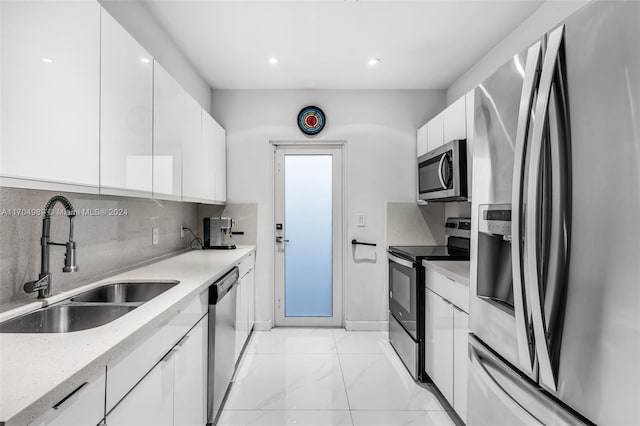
152,228,159,245
357,214,366,227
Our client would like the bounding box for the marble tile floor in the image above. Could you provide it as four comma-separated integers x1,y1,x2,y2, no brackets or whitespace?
217,328,458,426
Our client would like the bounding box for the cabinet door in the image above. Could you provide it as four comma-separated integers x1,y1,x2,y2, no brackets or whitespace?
107,354,174,426
424,289,454,404
174,315,208,426
100,9,153,197
443,96,467,142
426,113,444,152
153,62,199,201
181,100,208,202
212,120,227,203
0,1,100,192
453,307,469,423
198,111,219,203
417,124,428,157
33,370,106,426
247,267,255,331
235,279,245,363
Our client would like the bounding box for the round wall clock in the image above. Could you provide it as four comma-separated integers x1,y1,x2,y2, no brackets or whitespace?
297,106,326,136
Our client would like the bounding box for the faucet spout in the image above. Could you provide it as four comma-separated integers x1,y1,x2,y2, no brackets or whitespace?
25,195,79,298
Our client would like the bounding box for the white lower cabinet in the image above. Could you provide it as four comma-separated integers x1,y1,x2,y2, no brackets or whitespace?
30,370,106,426
174,316,208,426
107,314,207,426
424,288,454,403
424,268,469,423
453,307,469,424
107,354,175,426
235,255,256,363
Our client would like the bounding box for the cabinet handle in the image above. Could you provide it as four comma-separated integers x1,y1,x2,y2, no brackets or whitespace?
161,347,178,363
52,382,87,410
176,334,190,347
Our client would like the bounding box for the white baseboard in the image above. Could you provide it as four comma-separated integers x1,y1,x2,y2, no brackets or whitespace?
253,320,273,331
344,320,388,331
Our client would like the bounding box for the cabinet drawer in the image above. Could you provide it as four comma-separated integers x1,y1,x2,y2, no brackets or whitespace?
425,269,469,313
32,369,106,426
106,291,206,412
238,252,255,278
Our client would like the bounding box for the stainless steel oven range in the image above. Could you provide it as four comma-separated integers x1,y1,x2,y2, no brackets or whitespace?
387,218,470,381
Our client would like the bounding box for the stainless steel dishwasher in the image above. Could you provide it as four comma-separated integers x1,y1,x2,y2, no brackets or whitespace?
207,267,239,425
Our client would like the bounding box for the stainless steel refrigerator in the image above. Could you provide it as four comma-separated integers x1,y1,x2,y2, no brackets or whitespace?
468,1,640,425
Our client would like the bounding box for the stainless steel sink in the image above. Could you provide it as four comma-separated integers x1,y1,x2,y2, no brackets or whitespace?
0,281,179,333
0,304,137,333
70,281,178,304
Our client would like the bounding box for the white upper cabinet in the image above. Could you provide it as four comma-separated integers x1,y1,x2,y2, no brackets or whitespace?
426,112,444,152
100,10,153,198
213,119,227,203
153,62,199,201
0,1,100,192
417,124,428,157
185,109,217,203
443,96,467,142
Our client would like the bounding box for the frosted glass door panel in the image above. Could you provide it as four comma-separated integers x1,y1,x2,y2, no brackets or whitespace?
284,155,333,317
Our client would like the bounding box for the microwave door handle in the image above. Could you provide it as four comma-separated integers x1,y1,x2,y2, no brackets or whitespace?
510,40,542,377
438,153,448,189
526,25,567,393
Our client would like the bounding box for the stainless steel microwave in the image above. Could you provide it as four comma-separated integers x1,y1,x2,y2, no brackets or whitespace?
418,139,467,202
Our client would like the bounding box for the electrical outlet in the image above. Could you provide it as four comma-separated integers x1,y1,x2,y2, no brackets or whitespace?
152,228,159,245
180,226,185,238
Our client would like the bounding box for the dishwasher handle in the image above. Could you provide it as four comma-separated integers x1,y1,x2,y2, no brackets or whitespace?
209,267,239,304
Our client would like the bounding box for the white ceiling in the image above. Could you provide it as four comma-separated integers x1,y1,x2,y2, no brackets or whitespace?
143,0,544,90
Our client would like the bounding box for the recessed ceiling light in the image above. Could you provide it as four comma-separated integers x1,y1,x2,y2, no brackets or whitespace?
139,57,151,64
268,57,279,65
368,57,382,66
42,58,53,63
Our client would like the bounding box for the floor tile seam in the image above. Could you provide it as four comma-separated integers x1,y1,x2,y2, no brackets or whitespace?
220,408,352,412
348,408,453,412
334,343,355,426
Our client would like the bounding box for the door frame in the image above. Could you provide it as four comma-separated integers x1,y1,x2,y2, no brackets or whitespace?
271,141,347,327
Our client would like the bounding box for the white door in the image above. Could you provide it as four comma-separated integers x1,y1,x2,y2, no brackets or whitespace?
274,145,343,327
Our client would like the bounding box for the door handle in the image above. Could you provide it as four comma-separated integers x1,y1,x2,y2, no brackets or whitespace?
525,25,567,394
510,40,542,378
275,236,290,244
437,153,449,189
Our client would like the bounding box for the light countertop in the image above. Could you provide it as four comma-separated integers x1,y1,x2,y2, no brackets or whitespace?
422,260,470,286
0,246,255,426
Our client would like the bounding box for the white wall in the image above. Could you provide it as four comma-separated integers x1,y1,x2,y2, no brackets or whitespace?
99,0,211,113
211,89,446,329
447,0,589,104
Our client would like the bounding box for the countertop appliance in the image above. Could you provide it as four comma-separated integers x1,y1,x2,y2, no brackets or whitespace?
207,267,239,425
387,217,470,381
468,1,639,424
203,217,236,250
418,139,467,202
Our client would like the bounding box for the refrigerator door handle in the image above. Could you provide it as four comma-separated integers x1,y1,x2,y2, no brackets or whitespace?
510,40,542,378
469,339,542,424
469,336,587,426
525,25,570,393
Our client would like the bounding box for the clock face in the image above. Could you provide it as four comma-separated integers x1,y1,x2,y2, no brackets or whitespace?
298,106,326,136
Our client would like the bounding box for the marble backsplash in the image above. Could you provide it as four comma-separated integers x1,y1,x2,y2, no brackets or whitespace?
0,187,206,305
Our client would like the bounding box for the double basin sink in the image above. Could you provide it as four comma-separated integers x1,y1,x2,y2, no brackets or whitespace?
0,281,178,334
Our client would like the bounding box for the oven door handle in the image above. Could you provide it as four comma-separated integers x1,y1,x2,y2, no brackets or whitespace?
387,251,415,269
